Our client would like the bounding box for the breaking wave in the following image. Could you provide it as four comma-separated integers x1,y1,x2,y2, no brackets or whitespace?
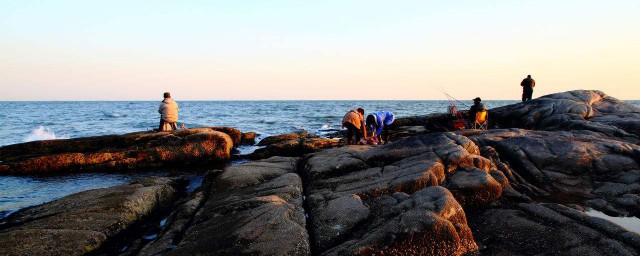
23,126,69,142
103,112,128,118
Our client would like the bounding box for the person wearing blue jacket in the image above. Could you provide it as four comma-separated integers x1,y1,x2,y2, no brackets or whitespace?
365,110,395,144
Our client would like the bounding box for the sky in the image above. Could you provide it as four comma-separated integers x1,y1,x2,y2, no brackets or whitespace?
1,0,638,100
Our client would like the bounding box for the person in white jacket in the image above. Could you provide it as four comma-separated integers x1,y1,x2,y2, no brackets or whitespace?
158,92,179,131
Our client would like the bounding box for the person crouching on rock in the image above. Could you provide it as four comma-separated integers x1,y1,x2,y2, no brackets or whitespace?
366,111,395,145
342,108,367,145
158,92,179,131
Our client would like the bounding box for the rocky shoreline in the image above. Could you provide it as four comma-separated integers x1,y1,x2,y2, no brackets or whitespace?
1,90,639,255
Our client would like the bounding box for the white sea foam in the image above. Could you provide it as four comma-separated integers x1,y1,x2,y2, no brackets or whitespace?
320,124,331,130
103,112,127,118
23,126,69,142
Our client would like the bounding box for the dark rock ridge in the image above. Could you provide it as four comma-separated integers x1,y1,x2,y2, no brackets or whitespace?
0,127,247,175
490,90,640,143
0,176,185,256
250,130,340,159
391,112,468,133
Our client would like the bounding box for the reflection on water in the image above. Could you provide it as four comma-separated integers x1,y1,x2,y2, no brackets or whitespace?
586,209,640,234
0,170,216,220
0,173,161,219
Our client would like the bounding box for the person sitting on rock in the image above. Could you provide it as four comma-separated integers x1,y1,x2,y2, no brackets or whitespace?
521,74,536,101
468,97,486,126
342,108,367,145
366,110,395,145
158,92,179,131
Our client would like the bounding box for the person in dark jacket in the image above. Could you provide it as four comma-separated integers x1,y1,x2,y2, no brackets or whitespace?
521,75,536,101
468,97,486,125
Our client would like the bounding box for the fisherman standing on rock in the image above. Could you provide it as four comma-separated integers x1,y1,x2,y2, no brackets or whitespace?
521,75,536,101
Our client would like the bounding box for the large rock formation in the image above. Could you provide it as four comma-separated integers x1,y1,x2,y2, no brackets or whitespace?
0,127,241,175
0,176,184,256
490,90,640,143
302,132,513,255
461,128,640,216
147,133,492,256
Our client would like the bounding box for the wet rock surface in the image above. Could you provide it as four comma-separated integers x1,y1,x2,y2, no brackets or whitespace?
0,176,185,256
0,127,239,175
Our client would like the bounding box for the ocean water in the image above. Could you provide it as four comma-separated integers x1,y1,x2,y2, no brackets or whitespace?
0,100,522,146
1,100,639,219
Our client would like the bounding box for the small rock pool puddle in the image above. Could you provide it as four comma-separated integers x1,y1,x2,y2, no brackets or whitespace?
530,193,640,234
585,209,640,234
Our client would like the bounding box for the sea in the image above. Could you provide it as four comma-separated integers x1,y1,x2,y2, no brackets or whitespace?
1,100,639,219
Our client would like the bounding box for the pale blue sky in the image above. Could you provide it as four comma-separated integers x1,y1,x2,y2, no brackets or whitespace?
1,1,638,100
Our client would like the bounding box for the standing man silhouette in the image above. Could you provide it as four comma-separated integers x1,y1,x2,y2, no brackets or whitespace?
520,75,536,101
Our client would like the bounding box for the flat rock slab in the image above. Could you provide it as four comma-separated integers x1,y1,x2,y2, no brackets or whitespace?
0,176,184,256
0,127,238,175
473,203,640,255
490,90,640,142
166,156,310,256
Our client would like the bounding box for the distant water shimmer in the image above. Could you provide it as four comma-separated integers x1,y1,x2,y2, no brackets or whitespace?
0,100,639,219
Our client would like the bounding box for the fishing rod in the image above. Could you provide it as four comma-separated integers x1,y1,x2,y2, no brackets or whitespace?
436,87,470,108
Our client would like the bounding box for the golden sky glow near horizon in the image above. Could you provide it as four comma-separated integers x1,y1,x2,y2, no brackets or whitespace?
1,1,639,100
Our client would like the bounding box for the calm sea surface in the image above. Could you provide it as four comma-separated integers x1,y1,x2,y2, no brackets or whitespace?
1,100,639,218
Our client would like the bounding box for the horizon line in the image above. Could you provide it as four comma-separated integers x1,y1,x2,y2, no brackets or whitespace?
1,98,639,102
